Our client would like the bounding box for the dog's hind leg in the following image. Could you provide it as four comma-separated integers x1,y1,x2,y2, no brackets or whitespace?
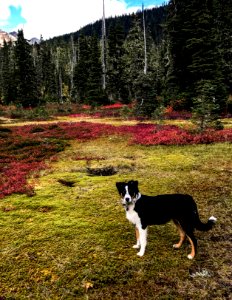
186,231,197,260
133,227,141,249
173,221,186,249
137,227,147,257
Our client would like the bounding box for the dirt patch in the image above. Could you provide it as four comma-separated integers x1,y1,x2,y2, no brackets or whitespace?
87,166,117,176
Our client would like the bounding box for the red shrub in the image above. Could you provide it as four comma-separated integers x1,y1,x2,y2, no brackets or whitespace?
126,124,232,145
100,103,125,110
0,161,46,198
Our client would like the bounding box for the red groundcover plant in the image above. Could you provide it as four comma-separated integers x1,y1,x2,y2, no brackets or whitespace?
0,161,46,198
100,103,125,110
0,122,115,199
1,121,232,198
125,124,232,145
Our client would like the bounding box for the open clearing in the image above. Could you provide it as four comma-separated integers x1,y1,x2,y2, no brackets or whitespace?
0,117,231,299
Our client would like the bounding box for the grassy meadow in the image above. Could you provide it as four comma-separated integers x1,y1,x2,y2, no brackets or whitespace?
0,116,232,299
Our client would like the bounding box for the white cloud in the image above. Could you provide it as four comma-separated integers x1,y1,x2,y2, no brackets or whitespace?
0,5,10,20
0,0,158,39
0,2,11,26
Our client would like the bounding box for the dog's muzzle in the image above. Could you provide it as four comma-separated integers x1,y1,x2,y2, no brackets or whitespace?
122,195,133,205
122,196,138,207
125,197,131,203
122,192,141,205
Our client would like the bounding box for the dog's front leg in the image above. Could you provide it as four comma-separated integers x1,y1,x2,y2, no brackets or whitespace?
133,227,141,249
137,227,147,257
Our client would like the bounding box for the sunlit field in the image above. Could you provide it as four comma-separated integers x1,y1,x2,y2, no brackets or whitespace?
0,115,231,299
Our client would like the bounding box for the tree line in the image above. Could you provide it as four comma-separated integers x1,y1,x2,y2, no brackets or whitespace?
0,0,231,117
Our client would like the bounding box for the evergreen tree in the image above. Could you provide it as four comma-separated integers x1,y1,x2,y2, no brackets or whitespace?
107,22,127,102
1,41,17,104
32,43,44,103
157,37,172,99
192,79,223,131
134,72,157,117
53,46,68,102
122,16,146,100
166,0,188,99
14,30,40,107
73,34,91,102
41,43,58,101
87,34,105,105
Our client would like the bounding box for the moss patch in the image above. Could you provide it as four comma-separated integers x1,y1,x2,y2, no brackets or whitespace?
0,122,231,299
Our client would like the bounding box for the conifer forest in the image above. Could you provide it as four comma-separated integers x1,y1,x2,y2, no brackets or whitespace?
0,1,232,116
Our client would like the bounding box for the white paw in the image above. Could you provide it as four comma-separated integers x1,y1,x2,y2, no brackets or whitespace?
133,244,140,249
173,244,179,249
137,251,144,257
187,254,194,260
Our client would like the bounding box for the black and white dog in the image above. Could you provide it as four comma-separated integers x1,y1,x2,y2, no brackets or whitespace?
116,180,217,259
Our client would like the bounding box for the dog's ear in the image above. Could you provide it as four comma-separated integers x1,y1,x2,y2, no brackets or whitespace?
128,180,139,194
116,182,124,194
128,180,138,188
133,180,138,187
133,180,139,193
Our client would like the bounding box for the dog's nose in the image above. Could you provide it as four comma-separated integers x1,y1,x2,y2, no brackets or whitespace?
125,197,130,202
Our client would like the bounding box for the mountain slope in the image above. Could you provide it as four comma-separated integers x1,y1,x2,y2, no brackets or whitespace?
0,30,17,46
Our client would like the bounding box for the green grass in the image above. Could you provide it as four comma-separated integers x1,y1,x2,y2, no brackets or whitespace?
0,123,232,299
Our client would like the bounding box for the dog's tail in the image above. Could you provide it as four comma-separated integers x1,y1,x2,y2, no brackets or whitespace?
195,214,217,231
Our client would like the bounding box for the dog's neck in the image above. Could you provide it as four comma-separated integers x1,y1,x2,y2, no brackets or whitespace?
125,203,134,212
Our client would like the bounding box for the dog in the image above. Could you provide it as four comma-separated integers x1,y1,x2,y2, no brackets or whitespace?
116,180,217,259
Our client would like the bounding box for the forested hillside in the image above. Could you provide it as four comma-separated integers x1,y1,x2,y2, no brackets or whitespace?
0,0,231,116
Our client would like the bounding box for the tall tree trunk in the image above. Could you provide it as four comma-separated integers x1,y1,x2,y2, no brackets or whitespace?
70,35,76,97
143,3,147,75
102,0,106,90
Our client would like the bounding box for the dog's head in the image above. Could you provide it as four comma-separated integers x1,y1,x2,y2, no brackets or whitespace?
116,180,141,206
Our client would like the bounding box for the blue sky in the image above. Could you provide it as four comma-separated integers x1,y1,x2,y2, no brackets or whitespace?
126,0,166,8
5,5,26,31
0,0,168,39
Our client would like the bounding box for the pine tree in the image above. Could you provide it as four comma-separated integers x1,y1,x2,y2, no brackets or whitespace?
73,34,91,102
192,79,223,131
134,72,157,117
1,41,17,104
32,43,44,103
122,16,146,100
166,0,188,99
41,43,58,101
87,34,105,105
14,30,40,107
107,22,127,102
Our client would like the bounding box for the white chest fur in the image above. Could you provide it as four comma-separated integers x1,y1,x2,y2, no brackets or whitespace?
126,206,141,226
